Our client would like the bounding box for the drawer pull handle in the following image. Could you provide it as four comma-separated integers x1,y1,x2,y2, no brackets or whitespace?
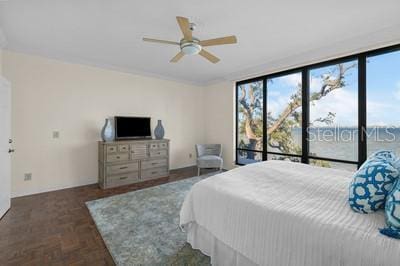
152,163,157,165
116,156,120,159
152,171,157,174
120,166,128,169
120,176,128,180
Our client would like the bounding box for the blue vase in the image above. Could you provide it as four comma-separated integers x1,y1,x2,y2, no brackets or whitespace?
154,120,165,139
101,118,115,142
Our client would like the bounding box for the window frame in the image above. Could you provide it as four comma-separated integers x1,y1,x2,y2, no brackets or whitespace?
236,78,265,165
235,43,400,168
265,70,303,159
307,57,359,165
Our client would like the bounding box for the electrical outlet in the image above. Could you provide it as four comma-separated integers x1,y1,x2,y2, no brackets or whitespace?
52,131,60,139
24,173,32,181
189,153,192,158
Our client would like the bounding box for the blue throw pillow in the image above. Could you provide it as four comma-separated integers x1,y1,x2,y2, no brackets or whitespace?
349,154,398,213
367,150,396,162
380,179,400,239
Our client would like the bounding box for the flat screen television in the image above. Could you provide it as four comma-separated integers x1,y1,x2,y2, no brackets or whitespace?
114,116,151,140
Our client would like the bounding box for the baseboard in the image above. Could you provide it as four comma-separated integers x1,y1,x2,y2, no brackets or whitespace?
11,165,205,199
0,207,11,221
11,179,97,199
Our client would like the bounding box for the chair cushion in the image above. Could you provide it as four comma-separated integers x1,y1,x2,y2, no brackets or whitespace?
197,155,223,168
349,151,399,213
380,179,400,239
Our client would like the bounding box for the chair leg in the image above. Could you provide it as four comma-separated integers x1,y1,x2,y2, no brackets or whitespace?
197,167,201,176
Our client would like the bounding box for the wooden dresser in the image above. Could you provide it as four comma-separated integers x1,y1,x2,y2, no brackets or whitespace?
98,139,170,189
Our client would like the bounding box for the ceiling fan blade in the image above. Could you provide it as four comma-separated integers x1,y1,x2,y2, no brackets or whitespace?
143,38,180,45
199,35,237,47
170,51,185,63
199,49,220,63
176,16,192,41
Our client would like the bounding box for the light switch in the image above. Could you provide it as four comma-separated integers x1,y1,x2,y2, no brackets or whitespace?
24,173,32,181
53,131,60,139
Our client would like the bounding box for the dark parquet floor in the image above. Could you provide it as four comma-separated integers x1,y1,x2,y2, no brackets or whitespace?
0,166,212,266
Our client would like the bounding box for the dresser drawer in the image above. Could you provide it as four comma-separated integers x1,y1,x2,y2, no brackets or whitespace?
149,143,159,150
149,142,168,150
130,144,147,150
141,158,168,170
141,167,168,180
149,150,168,158
106,145,117,154
159,142,168,149
107,172,139,188
106,153,129,163
106,162,139,175
130,149,147,159
118,144,129,152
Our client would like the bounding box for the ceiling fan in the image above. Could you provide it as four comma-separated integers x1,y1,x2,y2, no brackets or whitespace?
143,16,237,64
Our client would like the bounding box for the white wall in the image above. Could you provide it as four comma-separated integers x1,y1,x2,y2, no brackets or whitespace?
3,51,205,197
203,81,235,170
0,49,3,75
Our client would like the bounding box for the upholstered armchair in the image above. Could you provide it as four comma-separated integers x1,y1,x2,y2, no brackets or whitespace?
195,144,223,176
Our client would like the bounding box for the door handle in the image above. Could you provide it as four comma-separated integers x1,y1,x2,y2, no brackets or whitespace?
9,139,13,144
8,149,15,153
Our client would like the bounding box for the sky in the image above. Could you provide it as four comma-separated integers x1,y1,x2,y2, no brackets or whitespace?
267,72,301,119
309,60,358,127
367,50,400,126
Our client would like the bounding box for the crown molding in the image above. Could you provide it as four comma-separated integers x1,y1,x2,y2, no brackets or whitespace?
3,47,206,87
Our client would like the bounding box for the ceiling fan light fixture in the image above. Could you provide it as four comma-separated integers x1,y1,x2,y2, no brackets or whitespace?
181,42,202,55
142,16,237,63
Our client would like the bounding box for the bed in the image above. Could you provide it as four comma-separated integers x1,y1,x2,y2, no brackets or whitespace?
179,160,400,266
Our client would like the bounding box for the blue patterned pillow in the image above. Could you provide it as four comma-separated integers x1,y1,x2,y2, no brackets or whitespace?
367,150,396,162
349,155,398,213
380,179,400,238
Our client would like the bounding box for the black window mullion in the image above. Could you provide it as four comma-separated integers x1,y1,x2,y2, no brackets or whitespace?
262,78,268,161
235,83,239,165
358,55,367,168
302,69,309,164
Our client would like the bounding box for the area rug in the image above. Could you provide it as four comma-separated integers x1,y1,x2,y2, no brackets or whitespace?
86,175,214,266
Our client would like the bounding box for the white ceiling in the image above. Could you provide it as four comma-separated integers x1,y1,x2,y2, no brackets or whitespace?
0,0,400,86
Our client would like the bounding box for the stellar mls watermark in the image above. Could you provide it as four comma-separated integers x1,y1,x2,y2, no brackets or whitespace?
307,126,398,142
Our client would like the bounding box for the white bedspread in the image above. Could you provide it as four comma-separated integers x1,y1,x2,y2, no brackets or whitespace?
180,160,400,266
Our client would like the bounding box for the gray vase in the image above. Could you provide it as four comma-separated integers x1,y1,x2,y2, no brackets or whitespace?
101,118,115,142
154,120,165,139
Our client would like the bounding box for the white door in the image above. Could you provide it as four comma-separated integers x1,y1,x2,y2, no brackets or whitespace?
0,76,11,219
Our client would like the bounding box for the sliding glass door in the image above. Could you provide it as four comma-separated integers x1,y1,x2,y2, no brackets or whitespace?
235,44,400,170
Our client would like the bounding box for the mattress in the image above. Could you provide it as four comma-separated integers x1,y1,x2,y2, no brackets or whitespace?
180,160,400,266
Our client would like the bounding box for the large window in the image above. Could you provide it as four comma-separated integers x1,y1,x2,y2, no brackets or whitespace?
235,44,400,169
236,80,263,164
309,60,358,165
366,50,400,157
267,72,302,161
